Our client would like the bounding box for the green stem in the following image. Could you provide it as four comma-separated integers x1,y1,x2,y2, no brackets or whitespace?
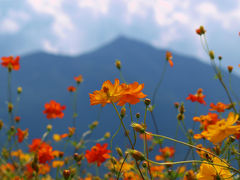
129,104,137,146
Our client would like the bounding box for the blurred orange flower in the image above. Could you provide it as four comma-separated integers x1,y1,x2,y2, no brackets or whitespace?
166,51,173,67
209,102,230,113
74,75,83,84
201,112,240,144
155,147,175,161
29,139,54,164
1,56,20,71
193,112,219,130
139,132,153,141
85,143,111,166
43,100,66,119
68,86,76,92
186,88,206,105
16,128,28,143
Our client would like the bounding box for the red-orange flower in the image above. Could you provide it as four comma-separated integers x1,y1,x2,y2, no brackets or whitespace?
43,100,66,119
209,102,230,113
29,139,54,164
1,56,20,71
16,128,28,143
155,147,175,161
186,88,206,105
74,75,83,84
166,51,173,67
85,143,111,166
117,82,147,106
68,86,76,92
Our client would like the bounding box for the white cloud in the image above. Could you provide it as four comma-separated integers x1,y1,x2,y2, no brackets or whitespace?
43,40,58,54
27,0,74,38
78,0,110,15
0,18,20,33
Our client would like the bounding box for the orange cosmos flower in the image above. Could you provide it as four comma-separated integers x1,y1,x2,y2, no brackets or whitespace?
209,102,230,113
16,128,28,143
74,75,83,84
117,82,147,106
193,112,219,130
43,100,66,119
166,51,173,67
89,79,124,107
53,133,68,142
186,88,206,105
52,160,64,168
1,56,20,71
29,139,54,164
196,157,232,180
85,143,111,166
89,79,146,107
68,86,76,92
201,112,240,144
155,147,175,161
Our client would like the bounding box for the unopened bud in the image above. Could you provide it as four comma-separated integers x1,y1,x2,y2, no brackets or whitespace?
196,26,206,35
104,132,111,139
209,50,215,60
142,161,147,168
188,129,194,135
63,169,71,180
17,87,22,94
174,102,179,109
46,124,52,131
144,98,151,106
89,121,99,130
228,66,233,73
136,113,140,119
177,113,184,121
229,136,236,143
120,106,126,118
14,116,20,123
8,103,13,112
179,104,185,114
218,56,222,61
131,123,145,134
129,150,145,161
115,60,121,70
116,147,123,157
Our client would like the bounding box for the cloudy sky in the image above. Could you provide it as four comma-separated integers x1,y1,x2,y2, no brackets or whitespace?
1,0,240,67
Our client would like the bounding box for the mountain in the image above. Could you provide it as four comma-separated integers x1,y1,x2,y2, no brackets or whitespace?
0,36,238,155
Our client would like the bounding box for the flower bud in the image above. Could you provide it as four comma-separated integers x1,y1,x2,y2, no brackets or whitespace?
188,129,194,136
196,26,206,35
8,103,13,112
17,87,22,94
144,98,151,106
177,113,184,121
209,50,215,60
174,102,179,109
228,66,233,73
46,124,52,131
116,147,123,157
120,106,126,118
136,113,140,119
89,121,99,130
63,169,71,180
129,149,145,161
14,116,21,123
142,161,147,168
218,56,222,61
115,60,121,70
131,123,145,134
179,104,185,114
104,132,111,139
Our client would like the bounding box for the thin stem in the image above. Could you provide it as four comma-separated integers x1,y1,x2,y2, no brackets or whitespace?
117,154,128,180
145,131,233,168
129,104,137,146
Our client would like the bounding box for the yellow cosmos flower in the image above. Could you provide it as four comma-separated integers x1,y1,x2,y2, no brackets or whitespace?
196,157,232,180
201,112,240,144
52,160,64,168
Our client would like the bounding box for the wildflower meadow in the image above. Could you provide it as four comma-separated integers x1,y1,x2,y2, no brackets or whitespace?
0,26,240,180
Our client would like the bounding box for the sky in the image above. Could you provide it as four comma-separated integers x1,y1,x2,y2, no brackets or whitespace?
1,0,240,68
